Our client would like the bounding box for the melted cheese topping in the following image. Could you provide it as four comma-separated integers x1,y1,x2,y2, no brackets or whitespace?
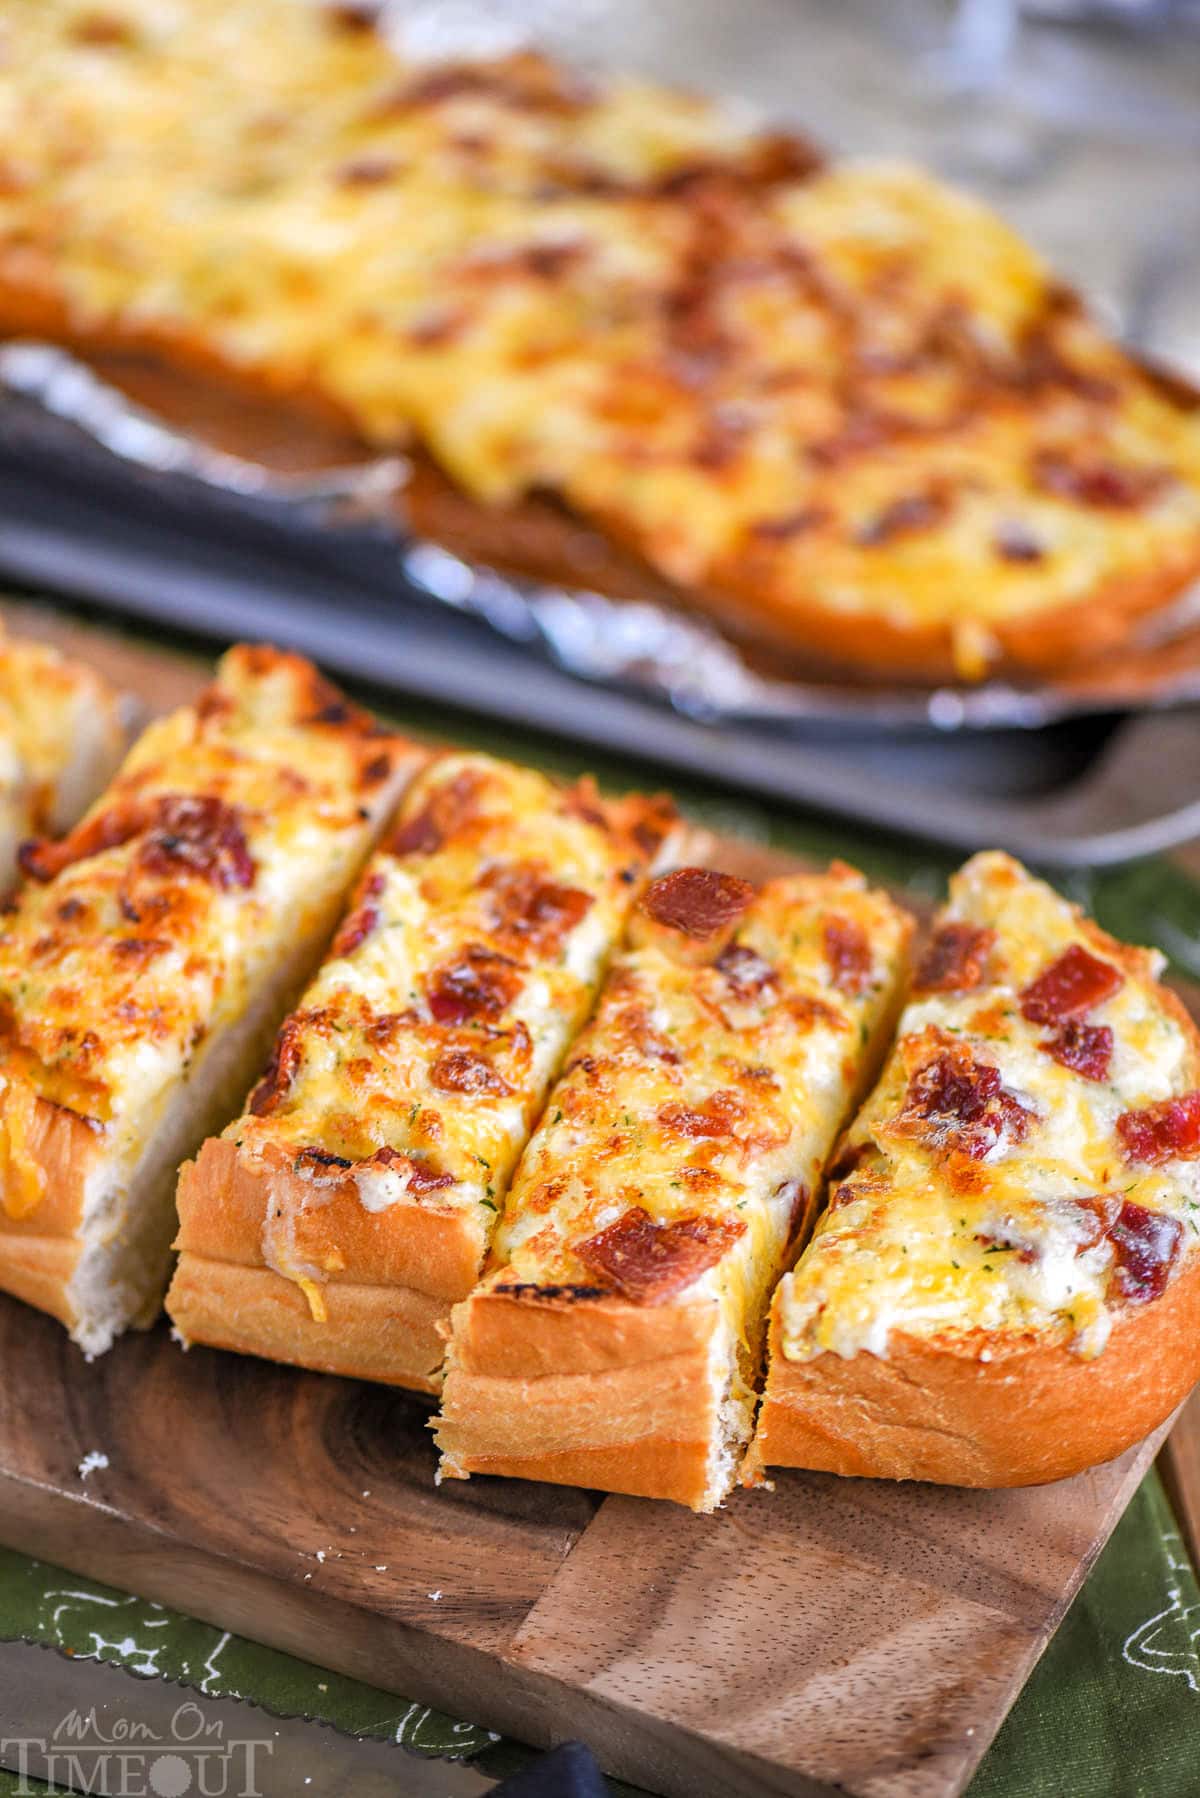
0,645,395,1173
778,851,1200,1363
225,751,671,1301
5,3,1200,671
490,869,911,1361
0,628,124,857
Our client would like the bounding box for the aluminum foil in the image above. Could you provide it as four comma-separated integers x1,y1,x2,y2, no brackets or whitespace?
4,338,1200,736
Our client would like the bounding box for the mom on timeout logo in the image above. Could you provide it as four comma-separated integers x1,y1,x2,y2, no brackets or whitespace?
2,1697,274,1795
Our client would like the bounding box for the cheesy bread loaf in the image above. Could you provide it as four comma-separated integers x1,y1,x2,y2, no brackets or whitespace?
167,753,677,1391
750,851,1200,1487
4,3,1200,682
0,646,415,1354
435,864,913,1510
0,626,127,892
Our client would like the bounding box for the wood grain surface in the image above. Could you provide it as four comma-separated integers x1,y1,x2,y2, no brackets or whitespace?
0,605,1190,1798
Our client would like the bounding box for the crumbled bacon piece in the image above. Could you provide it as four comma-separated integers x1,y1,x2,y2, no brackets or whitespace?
901,1042,1033,1160
1033,452,1169,510
856,491,948,546
659,1090,745,1140
823,915,872,995
331,873,386,959
1117,1092,1200,1166
26,793,257,890
1044,1020,1113,1082
138,796,255,890
249,1013,308,1116
1020,945,1122,1025
427,946,521,1025
639,867,754,939
913,923,995,994
1108,1201,1182,1304
1068,1196,1121,1253
575,1205,746,1304
390,769,483,857
367,1145,455,1195
715,943,776,996
483,865,591,958
429,1049,512,1097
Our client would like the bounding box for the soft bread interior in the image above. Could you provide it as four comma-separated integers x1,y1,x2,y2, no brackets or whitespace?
68,883,361,1356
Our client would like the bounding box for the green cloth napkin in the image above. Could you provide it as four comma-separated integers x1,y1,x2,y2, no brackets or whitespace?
2,623,1200,1795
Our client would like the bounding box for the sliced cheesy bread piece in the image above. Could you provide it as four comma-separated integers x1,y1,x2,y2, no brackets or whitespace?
435,863,913,1510
751,850,1200,1488
5,4,1200,683
0,626,128,892
0,646,416,1354
167,753,677,1391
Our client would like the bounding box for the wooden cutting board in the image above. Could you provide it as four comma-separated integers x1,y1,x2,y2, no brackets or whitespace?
0,606,1187,1798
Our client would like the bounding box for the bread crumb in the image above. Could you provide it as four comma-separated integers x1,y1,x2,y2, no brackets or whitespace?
427,1589,442,1601
77,1452,109,1480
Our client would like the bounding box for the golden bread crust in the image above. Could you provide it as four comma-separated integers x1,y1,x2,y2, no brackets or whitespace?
749,1258,1200,1486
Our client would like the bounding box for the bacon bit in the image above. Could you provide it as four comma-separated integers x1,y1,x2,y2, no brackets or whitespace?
427,947,521,1026
749,507,829,543
1020,945,1123,1025
367,1145,455,1195
109,936,170,965
1069,1195,1121,1253
21,794,254,889
390,769,483,857
640,867,754,940
1117,1092,1200,1166
1109,1201,1183,1303
1033,452,1169,510
855,491,947,546
659,1089,745,1140
824,915,872,995
335,155,401,187
914,923,996,995
138,797,255,890
249,1014,308,1116
575,1205,746,1304
331,872,386,959
715,944,776,998
483,866,591,958
901,1042,1034,1161
429,1049,512,1097
1044,1020,1113,1082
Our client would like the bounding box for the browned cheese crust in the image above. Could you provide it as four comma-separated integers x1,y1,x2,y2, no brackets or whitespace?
167,752,677,1389
436,865,913,1509
6,6,1200,685
0,646,412,1351
750,851,1200,1487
